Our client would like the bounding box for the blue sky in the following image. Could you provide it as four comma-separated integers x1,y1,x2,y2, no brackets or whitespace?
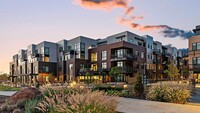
0,0,200,73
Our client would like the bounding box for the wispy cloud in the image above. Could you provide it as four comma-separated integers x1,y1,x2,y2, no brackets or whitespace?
73,0,195,39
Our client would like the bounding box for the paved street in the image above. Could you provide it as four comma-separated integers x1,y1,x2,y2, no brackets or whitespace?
117,98,200,113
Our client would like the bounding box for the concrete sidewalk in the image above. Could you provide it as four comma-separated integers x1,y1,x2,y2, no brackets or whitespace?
117,98,200,113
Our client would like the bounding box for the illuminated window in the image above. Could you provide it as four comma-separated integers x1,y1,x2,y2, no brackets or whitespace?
91,53,97,62
117,61,123,67
91,64,98,71
102,62,107,69
141,52,144,58
102,51,107,60
44,57,49,62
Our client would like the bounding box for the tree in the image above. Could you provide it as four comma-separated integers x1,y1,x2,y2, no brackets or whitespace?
134,74,144,98
164,63,180,80
109,67,123,84
99,69,106,83
0,73,8,81
85,72,90,85
48,73,54,83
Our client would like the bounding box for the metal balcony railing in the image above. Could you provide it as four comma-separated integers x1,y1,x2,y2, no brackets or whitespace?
110,54,137,61
117,67,133,73
162,52,171,57
153,49,161,54
153,59,162,64
189,64,200,69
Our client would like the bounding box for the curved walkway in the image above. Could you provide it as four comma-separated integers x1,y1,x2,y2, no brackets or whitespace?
117,98,200,113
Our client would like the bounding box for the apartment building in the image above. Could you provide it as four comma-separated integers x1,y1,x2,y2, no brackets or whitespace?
9,31,184,84
83,31,146,84
189,25,200,83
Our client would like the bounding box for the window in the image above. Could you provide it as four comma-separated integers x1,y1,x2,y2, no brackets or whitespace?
141,63,144,69
102,62,107,69
148,54,151,60
193,57,197,65
75,43,80,51
44,47,49,55
197,43,200,50
192,43,200,50
43,66,49,72
102,51,107,60
44,57,49,62
117,49,123,57
80,43,85,51
135,50,139,57
91,64,98,71
117,61,123,67
59,47,63,53
198,58,200,64
141,52,144,58
91,53,97,62
80,64,85,69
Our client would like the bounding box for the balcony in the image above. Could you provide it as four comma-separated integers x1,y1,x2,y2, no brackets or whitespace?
189,64,200,70
110,54,137,61
78,68,110,75
153,59,162,64
117,67,133,74
162,52,171,57
153,49,161,55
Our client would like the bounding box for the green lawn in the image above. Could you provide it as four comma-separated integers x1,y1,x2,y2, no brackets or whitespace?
0,86,21,91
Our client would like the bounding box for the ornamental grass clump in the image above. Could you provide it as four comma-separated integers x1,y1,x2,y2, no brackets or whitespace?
36,87,117,113
146,83,191,104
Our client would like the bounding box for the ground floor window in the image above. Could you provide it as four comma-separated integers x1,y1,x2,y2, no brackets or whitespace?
193,73,200,83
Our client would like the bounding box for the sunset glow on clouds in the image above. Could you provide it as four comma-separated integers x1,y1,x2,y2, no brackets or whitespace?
74,0,194,39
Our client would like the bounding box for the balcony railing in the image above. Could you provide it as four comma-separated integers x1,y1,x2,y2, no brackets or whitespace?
153,59,162,64
110,54,137,61
117,67,133,73
189,64,200,69
162,52,171,57
153,49,161,54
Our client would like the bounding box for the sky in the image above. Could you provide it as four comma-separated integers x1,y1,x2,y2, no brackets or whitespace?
0,0,200,73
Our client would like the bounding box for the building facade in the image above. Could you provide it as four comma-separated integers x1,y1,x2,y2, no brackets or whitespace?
189,25,200,83
9,31,186,84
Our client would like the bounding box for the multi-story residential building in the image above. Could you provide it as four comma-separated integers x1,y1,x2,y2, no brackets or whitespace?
9,31,185,84
81,31,146,84
189,25,200,83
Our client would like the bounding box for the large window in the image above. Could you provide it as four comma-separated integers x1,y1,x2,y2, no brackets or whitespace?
141,52,144,58
91,53,97,62
102,51,107,60
102,62,107,69
192,43,200,50
44,47,49,55
135,50,139,57
117,61,123,67
193,57,200,65
117,49,123,57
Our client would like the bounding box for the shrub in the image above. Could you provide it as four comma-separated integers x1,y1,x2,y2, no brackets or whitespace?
134,75,144,97
36,87,117,113
146,83,191,104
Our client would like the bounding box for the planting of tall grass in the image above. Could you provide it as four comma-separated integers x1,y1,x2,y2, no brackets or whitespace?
146,83,191,104
36,87,117,113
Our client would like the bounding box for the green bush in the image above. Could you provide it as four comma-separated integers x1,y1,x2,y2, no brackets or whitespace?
134,75,144,97
146,83,191,104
